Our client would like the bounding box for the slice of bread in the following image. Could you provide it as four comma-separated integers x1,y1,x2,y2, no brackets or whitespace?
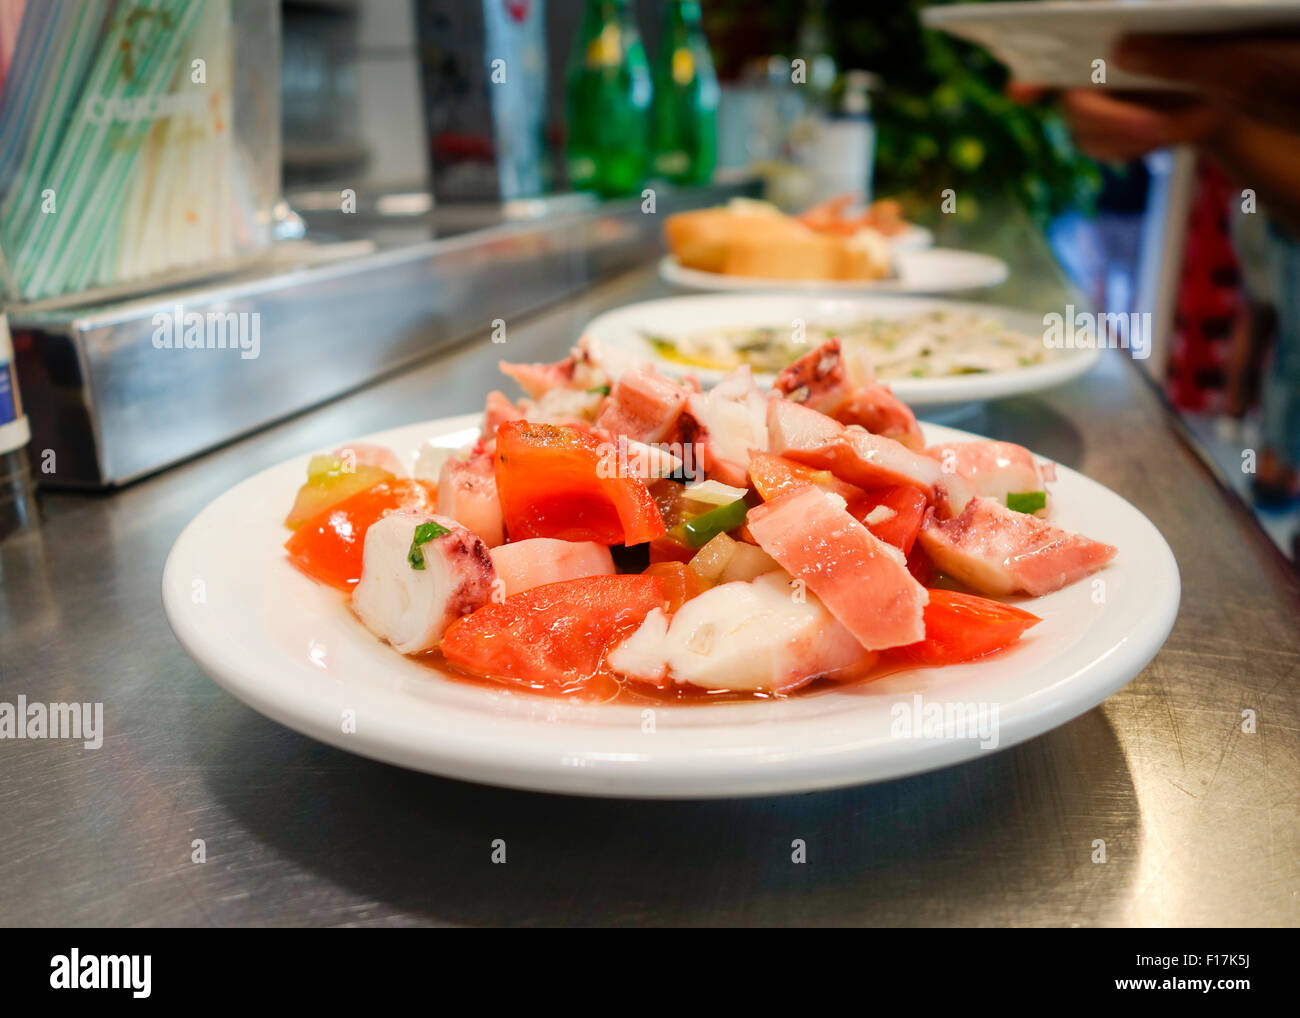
665,206,894,281
665,208,807,274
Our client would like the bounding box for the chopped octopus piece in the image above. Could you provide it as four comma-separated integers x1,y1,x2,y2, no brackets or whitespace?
497,354,577,400
489,539,615,598
609,572,873,693
766,397,946,505
773,337,923,449
684,366,770,487
575,333,651,385
436,452,506,548
591,433,684,479
746,486,929,650
835,384,924,450
917,497,1117,597
483,390,525,436
518,386,606,428
924,440,1051,511
352,510,496,654
594,369,689,444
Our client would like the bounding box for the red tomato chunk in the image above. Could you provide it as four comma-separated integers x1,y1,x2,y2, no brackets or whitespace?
494,420,666,546
891,589,1041,666
440,574,667,693
285,479,436,590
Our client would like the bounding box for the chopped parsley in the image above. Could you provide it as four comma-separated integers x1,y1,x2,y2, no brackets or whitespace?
407,521,451,569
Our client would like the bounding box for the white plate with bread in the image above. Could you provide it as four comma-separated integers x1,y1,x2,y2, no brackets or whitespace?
662,198,1006,294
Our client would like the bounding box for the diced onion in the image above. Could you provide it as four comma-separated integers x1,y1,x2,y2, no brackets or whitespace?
718,544,780,584
688,532,737,582
684,479,749,507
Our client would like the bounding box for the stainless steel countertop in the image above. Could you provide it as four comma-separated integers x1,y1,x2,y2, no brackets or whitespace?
2,264,1298,927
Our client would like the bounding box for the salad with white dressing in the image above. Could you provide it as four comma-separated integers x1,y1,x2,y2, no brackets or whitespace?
643,309,1049,379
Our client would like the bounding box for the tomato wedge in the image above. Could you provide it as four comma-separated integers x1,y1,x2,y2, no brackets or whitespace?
495,420,666,546
906,543,936,586
642,560,704,612
848,485,928,555
891,589,1040,666
284,479,436,590
440,574,667,692
649,536,696,564
748,452,866,504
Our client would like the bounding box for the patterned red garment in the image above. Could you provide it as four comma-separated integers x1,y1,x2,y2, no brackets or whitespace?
1165,161,1245,412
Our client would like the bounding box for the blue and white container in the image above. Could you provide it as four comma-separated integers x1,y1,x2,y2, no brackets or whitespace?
0,312,30,455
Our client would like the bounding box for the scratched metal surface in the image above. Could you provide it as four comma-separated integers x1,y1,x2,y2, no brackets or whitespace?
1,264,1298,927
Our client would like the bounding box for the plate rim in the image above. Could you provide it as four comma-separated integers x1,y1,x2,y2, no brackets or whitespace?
658,250,1010,295
922,0,1300,24
163,415,1180,799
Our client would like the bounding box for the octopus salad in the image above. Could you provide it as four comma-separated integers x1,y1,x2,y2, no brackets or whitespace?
280,333,1117,700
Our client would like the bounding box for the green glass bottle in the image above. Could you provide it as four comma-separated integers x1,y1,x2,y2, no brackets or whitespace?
650,1,718,185
566,0,654,198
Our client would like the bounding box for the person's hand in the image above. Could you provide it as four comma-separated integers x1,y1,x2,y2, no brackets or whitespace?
1008,33,1300,231
1010,33,1300,161
1116,34,1300,136
1052,90,1220,162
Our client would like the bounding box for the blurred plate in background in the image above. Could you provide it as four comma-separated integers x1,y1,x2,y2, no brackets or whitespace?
585,292,1099,409
659,247,1009,295
888,224,934,252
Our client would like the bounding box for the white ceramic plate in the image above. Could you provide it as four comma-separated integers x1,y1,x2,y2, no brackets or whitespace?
889,224,934,252
163,415,1179,799
922,1,1300,89
659,247,1009,295
585,293,1099,409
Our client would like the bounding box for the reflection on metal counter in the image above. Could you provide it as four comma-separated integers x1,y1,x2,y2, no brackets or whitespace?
7,181,755,489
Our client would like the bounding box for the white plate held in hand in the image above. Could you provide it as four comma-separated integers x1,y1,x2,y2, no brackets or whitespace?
922,1,1300,90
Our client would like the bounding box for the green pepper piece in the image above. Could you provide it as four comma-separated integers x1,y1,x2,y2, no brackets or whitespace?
681,498,748,549
1006,491,1047,515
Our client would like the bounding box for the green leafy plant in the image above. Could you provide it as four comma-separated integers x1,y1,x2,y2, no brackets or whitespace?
846,0,1099,226
703,0,1100,226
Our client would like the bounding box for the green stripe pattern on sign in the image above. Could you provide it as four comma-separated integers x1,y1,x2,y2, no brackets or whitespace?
0,0,223,302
